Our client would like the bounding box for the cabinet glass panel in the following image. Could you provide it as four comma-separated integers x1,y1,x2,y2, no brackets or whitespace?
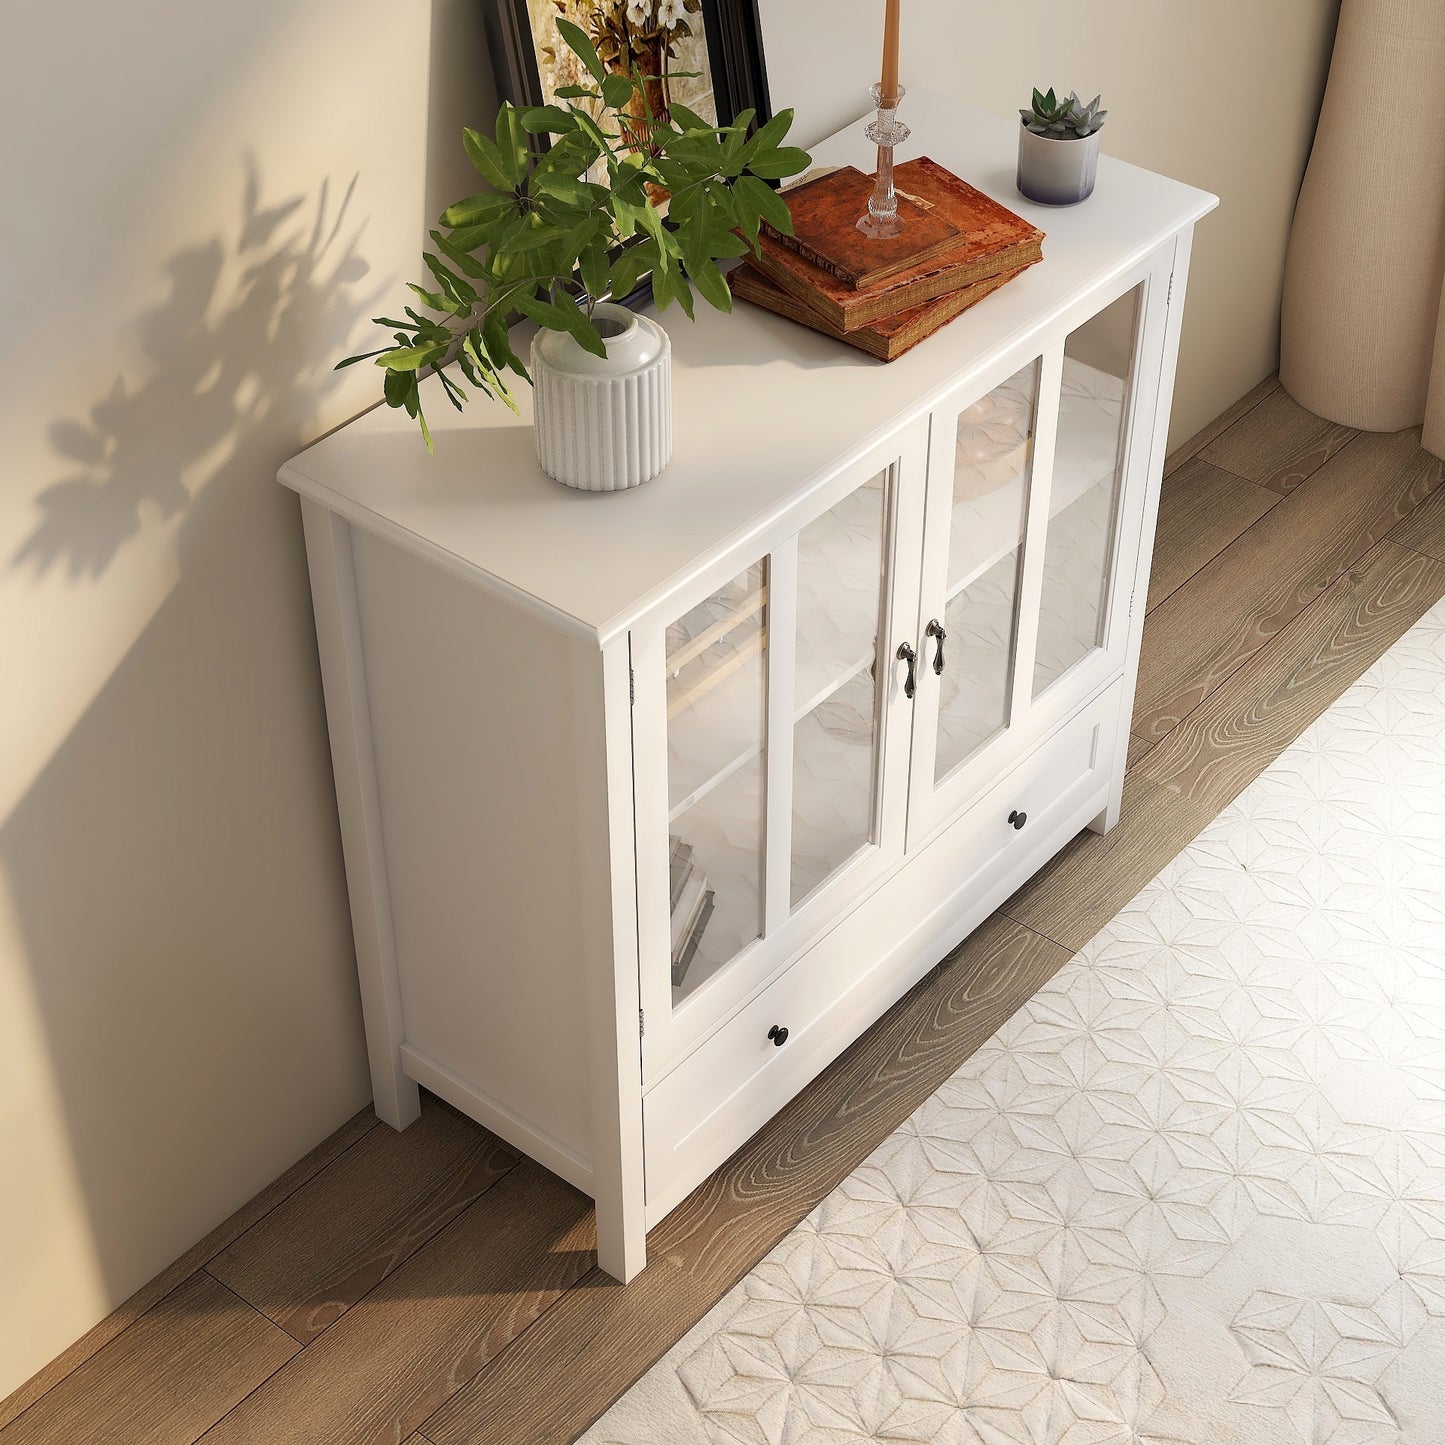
791,471,888,907
934,359,1040,784
1033,285,1141,697
665,563,767,1006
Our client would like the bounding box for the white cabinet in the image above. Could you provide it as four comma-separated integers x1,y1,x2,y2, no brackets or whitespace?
281,93,1215,1283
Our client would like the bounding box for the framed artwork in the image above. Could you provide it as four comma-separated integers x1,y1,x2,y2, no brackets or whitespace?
482,0,774,139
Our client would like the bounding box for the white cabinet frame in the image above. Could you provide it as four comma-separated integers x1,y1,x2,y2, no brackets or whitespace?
282,95,1214,1286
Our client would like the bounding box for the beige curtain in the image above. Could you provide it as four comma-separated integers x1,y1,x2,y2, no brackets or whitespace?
1280,0,1445,458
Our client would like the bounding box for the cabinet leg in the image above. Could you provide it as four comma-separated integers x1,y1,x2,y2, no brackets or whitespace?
1088,775,1124,835
372,1061,422,1131
594,1189,648,1283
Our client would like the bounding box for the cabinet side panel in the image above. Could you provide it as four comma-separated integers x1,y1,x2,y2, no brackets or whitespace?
349,531,594,1167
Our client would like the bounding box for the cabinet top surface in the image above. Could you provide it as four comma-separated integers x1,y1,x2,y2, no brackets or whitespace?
282,90,1216,644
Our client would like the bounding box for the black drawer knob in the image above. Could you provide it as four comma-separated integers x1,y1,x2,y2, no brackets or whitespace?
1008,809,1027,830
768,1024,789,1047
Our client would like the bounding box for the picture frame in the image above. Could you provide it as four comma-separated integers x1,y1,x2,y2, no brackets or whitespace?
477,1,775,308
481,0,774,149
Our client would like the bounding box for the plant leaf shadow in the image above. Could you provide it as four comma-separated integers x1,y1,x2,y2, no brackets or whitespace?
11,158,377,581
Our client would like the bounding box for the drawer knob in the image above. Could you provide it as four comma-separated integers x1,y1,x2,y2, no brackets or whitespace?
768,1024,790,1047
1008,809,1027,830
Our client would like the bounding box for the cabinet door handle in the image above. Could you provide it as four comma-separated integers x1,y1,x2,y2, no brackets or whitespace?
896,642,917,699
768,1024,789,1047
925,618,947,675
1008,809,1027,830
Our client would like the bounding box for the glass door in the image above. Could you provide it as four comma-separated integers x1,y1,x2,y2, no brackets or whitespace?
659,561,769,997
633,422,928,1080
908,265,1160,848
930,356,1041,783
1030,285,1142,698
905,349,1049,839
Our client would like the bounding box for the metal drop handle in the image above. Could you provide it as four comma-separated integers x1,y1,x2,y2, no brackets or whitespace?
768,1024,789,1047
897,641,917,699
926,618,947,675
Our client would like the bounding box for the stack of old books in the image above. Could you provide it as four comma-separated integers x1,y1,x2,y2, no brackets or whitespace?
730,157,1044,361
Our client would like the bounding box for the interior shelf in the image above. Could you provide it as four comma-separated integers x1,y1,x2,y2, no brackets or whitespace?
667,648,879,823
666,477,887,821
946,360,1125,602
671,705,882,1006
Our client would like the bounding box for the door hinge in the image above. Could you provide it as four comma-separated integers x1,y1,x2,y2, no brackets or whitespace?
639,1007,645,1037
629,666,635,705
1167,273,1174,307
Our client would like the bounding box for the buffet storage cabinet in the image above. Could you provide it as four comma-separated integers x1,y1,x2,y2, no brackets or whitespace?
282,93,1215,1281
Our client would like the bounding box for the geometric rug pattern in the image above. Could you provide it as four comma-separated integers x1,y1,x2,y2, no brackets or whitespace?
584,598,1445,1444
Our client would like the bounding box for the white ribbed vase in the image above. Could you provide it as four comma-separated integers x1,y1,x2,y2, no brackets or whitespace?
531,302,672,491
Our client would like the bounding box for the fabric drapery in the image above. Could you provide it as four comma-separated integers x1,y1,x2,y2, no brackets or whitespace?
1280,0,1445,458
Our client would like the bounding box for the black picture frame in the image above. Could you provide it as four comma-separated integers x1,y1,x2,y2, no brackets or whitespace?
481,0,773,131
479,2,774,309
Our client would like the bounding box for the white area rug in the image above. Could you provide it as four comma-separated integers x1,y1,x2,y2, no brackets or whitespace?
585,598,1445,1445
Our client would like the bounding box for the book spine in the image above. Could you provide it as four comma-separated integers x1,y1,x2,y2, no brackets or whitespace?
760,222,858,285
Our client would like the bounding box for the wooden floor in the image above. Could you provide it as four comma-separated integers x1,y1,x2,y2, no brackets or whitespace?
6,378,1445,1445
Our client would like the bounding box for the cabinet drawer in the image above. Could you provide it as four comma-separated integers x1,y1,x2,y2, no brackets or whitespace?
644,677,1123,1220
943,676,1121,901
644,906,866,1220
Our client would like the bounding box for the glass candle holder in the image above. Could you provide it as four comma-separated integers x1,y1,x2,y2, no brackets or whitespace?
857,82,910,239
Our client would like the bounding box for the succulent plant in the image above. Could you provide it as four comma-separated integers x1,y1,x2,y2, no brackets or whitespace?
1020,88,1108,140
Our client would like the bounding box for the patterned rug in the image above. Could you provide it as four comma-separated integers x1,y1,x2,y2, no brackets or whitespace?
585,598,1445,1445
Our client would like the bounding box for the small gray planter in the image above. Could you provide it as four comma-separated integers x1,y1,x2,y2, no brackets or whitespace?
1017,125,1101,206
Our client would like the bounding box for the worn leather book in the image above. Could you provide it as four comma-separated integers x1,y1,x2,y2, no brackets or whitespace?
756,157,1044,332
761,165,965,289
729,259,1036,362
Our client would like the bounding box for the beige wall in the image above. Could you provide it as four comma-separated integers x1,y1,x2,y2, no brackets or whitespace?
758,0,1341,446
0,0,1335,1403
0,0,495,1402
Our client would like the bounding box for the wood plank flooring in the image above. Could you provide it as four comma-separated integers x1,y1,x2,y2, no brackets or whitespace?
199,1163,594,1445
207,1097,520,1345
1198,382,1357,494
6,377,1445,1445
1132,425,1442,741
0,1109,379,1434
0,1275,298,1445
1145,457,1277,612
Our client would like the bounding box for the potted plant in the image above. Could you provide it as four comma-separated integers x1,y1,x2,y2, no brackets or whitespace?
339,18,809,491
1016,88,1107,206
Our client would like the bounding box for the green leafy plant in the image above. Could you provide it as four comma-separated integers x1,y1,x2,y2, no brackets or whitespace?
338,17,810,449
1020,88,1107,140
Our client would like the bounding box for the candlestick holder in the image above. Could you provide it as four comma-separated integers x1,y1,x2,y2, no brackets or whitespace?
857,82,910,239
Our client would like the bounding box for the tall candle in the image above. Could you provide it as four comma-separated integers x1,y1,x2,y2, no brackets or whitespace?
880,0,901,104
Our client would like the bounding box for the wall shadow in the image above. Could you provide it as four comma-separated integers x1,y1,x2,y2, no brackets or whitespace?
0,164,385,1304
12,160,371,580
